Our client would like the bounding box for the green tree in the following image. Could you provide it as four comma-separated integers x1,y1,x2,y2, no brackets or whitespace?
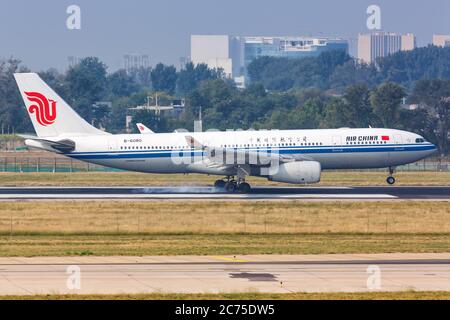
247,51,350,91
128,67,152,88
397,108,433,142
378,45,450,88
39,68,67,97
0,58,32,133
65,57,108,122
370,82,406,128
322,98,350,128
262,108,291,129
176,62,222,95
244,83,266,98
409,79,450,156
294,97,327,128
247,56,277,82
151,63,177,94
107,69,140,97
131,109,168,133
329,61,380,92
342,83,373,127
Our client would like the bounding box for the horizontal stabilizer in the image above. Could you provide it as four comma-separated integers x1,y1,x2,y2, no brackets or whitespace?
19,134,75,153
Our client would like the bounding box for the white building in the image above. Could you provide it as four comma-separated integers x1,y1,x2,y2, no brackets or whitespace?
433,35,450,47
190,35,235,78
357,32,416,64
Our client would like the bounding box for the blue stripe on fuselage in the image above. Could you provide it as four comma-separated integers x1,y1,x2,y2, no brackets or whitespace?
67,144,436,160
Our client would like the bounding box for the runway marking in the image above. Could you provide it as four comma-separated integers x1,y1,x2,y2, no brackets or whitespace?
0,186,354,190
1,186,449,201
0,194,397,199
210,256,248,263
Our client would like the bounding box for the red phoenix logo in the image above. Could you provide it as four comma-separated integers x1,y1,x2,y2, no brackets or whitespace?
25,92,57,126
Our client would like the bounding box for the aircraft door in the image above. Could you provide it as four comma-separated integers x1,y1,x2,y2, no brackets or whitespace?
393,134,402,144
332,136,343,152
393,134,404,150
388,134,405,166
108,139,117,151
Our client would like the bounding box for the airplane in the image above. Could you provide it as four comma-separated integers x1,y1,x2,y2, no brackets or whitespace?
136,123,154,134
14,73,437,193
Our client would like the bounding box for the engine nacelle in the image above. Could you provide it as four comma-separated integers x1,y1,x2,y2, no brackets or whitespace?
268,161,321,184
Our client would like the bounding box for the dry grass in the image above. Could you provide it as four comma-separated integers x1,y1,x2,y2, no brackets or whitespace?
0,201,449,256
1,233,450,256
0,171,448,186
0,201,449,234
2,291,450,300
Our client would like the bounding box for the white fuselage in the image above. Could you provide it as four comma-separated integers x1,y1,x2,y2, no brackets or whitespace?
64,128,436,177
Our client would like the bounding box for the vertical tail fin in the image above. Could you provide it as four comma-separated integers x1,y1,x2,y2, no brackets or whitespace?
14,73,108,137
136,123,154,134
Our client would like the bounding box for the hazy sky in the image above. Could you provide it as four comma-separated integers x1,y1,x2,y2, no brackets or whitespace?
1,0,449,72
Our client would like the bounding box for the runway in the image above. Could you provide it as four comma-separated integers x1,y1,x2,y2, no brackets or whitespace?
1,253,450,295
0,186,448,200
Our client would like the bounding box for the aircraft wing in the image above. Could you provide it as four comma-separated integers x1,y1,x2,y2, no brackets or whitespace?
184,135,313,168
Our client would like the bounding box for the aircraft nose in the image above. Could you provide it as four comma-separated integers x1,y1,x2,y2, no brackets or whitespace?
428,143,438,155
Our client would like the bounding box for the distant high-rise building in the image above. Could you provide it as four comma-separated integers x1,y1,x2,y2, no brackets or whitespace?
191,35,349,82
179,56,191,70
357,32,416,64
67,56,82,68
191,35,234,78
433,34,450,47
123,54,150,73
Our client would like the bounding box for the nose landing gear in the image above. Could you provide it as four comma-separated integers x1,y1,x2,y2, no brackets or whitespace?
386,176,396,185
386,167,396,185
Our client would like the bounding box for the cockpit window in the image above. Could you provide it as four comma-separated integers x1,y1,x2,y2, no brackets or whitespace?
415,138,425,143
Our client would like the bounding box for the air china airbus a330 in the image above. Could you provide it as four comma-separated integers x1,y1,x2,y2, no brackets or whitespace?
14,73,437,193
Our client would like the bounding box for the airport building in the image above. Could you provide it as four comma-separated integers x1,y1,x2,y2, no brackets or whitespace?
190,35,349,85
357,32,416,64
123,54,150,74
67,56,82,69
432,34,450,47
190,35,236,78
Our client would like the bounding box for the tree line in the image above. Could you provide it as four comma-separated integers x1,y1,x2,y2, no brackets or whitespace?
0,45,449,155
247,45,450,93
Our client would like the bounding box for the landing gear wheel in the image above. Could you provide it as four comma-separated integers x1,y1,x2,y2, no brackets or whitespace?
224,181,237,192
238,182,251,193
214,180,226,188
386,176,395,185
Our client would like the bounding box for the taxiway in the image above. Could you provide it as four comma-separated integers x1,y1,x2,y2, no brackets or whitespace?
0,253,449,295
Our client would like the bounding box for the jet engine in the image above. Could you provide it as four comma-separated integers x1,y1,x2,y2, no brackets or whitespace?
268,161,321,184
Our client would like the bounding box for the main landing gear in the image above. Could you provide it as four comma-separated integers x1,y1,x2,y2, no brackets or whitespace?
214,179,226,188
214,177,251,193
386,167,396,185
